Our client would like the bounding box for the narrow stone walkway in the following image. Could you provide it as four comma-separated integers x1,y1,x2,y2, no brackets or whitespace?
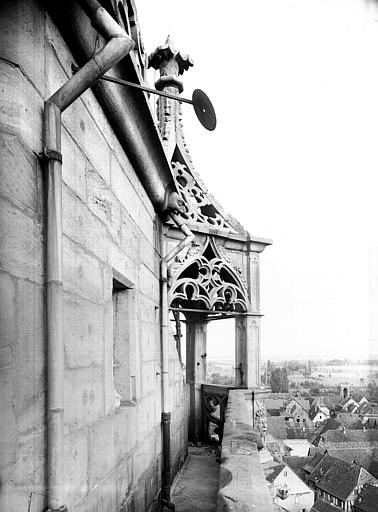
172,445,219,512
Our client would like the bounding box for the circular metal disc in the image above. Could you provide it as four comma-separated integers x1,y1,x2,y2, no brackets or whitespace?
192,89,217,131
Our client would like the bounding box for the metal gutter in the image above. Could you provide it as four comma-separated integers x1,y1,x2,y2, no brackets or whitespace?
46,0,183,214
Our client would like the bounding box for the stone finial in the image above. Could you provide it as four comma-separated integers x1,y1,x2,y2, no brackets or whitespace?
148,36,193,92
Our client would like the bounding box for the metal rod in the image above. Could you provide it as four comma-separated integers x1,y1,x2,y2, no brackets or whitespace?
99,73,195,105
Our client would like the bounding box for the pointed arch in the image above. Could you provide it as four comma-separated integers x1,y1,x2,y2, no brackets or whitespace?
168,238,249,312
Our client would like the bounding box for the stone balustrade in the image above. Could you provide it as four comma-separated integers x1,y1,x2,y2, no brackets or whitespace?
217,389,274,512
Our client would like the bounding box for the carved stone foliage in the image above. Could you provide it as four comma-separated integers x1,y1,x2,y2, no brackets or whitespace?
169,237,248,312
171,161,236,232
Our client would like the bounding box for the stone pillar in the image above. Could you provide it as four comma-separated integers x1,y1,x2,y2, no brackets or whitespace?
235,315,261,389
186,315,207,442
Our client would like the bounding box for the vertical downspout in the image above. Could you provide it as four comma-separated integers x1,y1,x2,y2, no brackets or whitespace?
44,3,134,511
160,213,195,510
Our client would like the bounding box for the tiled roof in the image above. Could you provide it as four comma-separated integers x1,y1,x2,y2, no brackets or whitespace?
268,393,291,400
264,463,285,483
286,426,311,440
337,413,365,429
308,455,377,500
266,398,285,410
355,483,378,512
266,416,288,440
283,456,312,479
309,404,329,422
323,429,378,443
303,453,327,474
326,441,378,450
311,417,341,446
327,449,378,479
311,498,343,512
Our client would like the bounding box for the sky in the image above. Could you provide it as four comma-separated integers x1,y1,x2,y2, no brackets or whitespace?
136,0,378,360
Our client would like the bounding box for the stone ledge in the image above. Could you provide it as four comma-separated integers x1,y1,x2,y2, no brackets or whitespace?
217,390,273,512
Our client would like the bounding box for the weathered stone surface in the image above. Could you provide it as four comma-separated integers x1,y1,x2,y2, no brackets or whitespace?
64,366,105,426
86,166,122,244
0,347,16,469
14,279,45,415
0,199,44,284
139,263,159,301
120,209,141,266
64,428,89,509
0,60,43,153
62,184,108,263
0,272,16,349
61,127,87,202
88,415,120,488
217,390,273,512
0,131,43,218
63,294,105,368
63,236,105,303
108,241,138,286
0,0,46,96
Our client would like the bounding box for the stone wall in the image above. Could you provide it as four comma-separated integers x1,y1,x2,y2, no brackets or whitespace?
0,1,188,511
217,390,274,512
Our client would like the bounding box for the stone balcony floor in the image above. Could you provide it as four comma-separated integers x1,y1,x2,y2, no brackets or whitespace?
171,445,219,512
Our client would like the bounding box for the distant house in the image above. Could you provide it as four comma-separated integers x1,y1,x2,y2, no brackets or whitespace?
336,413,366,430
305,454,378,511
284,439,313,457
318,428,378,451
310,417,342,447
335,397,359,413
354,483,378,512
264,461,314,512
310,498,343,512
308,404,330,426
283,456,313,482
327,448,378,480
266,416,313,457
266,397,286,416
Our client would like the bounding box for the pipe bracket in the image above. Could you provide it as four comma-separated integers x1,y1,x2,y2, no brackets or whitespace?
43,147,63,164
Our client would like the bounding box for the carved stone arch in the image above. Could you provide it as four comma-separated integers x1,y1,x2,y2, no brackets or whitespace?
168,237,249,312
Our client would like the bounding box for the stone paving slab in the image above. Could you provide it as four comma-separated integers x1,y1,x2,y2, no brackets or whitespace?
172,445,219,512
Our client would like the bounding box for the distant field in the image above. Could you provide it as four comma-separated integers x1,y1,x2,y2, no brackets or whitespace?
289,364,378,387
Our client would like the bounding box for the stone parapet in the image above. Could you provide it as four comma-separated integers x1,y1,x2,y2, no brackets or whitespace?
217,390,274,512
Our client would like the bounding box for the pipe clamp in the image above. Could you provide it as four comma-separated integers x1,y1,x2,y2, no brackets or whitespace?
43,147,63,164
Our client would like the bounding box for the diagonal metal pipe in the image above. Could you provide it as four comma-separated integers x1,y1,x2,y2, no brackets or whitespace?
44,2,134,511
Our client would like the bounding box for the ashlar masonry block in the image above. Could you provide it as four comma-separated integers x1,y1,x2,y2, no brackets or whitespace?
64,366,105,426
63,428,89,510
0,61,43,153
61,127,87,203
63,236,105,304
63,294,105,369
0,199,44,284
62,184,108,263
0,131,43,218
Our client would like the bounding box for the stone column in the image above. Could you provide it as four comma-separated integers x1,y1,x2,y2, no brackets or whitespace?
235,314,261,389
186,315,207,442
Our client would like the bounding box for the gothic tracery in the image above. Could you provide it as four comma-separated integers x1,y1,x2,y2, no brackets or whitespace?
169,238,248,312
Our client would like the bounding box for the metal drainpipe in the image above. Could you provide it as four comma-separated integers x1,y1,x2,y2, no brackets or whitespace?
43,2,134,511
160,213,195,510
